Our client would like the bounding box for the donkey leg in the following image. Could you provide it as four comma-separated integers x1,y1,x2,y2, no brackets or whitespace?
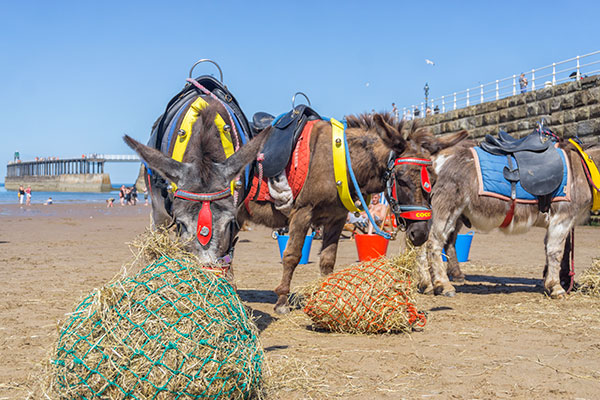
428,211,462,297
274,207,312,314
318,216,347,276
544,219,572,299
445,226,465,282
415,245,434,294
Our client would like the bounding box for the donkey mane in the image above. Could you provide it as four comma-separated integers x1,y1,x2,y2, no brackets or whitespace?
346,112,403,131
185,105,231,185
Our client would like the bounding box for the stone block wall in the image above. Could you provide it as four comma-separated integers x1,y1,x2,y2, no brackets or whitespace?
420,75,600,144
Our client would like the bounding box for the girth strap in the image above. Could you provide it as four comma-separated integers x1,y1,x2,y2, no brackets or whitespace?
331,118,361,213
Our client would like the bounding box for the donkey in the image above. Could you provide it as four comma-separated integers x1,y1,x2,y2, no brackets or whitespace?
124,101,270,264
421,131,600,298
237,113,468,313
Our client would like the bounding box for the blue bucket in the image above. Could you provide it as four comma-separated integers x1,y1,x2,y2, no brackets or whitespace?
276,232,315,265
442,231,474,262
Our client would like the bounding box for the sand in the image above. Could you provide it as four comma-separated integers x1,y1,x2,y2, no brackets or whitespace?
0,203,599,399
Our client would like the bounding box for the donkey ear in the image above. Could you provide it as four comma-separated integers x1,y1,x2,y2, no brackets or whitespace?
373,113,407,153
421,129,470,155
123,135,187,184
221,127,272,181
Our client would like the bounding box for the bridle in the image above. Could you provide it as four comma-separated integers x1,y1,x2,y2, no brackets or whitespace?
383,153,433,230
173,187,238,266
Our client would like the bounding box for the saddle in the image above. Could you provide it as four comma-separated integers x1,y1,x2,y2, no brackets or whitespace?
146,75,254,212
252,105,321,177
148,75,253,152
479,129,564,212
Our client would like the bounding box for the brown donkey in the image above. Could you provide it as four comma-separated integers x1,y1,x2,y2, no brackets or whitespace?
421,132,600,298
238,114,467,313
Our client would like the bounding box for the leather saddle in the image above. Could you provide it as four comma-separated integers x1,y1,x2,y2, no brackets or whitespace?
148,75,253,152
251,105,321,177
479,129,564,212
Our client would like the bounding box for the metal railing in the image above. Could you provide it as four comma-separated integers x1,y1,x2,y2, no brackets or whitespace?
401,50,600,120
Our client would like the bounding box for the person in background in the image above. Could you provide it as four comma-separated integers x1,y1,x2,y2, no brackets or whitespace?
519,73,528,93
130,186,138,205
18,185,25,205
106,198,115,207
119,185,126,206
391,102,398,120
44,197,53,205
25,186,32,205
143,188,149,206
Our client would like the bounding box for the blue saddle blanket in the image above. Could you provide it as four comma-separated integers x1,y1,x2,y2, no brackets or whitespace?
472,146,570,202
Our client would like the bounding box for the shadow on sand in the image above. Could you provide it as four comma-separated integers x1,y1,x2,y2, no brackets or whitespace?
455,274,543,295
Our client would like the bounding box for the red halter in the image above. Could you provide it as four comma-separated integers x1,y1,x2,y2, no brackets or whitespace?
385,156,433,225
393,157,432,193
174,188,232,246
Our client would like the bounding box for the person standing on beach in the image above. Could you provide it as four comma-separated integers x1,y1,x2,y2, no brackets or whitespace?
18,185,25,205
119,185,126,206
25,186,32,205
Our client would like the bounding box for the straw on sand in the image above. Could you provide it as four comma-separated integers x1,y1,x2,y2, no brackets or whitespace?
43,228,263,399
301,250,427,334
577,258,600,296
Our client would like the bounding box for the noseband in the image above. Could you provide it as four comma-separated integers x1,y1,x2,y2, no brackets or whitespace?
173,187,236,254
384,155,433,228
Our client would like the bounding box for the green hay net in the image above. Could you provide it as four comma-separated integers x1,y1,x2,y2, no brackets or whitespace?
49,256,263,399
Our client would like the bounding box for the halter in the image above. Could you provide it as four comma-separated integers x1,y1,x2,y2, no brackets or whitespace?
173,187,233,248
384,155,433,229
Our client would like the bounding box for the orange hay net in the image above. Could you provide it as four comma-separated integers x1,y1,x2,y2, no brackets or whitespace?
303,257,426,334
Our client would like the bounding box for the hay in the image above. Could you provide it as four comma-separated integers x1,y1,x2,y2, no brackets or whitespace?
577,258,600,297
302,252,426,334
44,228,264,399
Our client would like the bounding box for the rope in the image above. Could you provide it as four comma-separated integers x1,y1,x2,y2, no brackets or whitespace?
51,257,262,398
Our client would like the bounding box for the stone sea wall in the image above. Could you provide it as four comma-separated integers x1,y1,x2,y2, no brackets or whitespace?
5,174,112,192
421,75,600,143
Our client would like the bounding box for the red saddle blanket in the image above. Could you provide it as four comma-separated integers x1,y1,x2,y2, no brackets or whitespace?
244,120,316,211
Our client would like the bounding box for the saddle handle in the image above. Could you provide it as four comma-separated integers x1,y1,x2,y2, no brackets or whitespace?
188,59,224,82
291,92,311,108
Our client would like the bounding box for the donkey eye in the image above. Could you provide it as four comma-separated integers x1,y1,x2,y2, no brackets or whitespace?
176,221,188,235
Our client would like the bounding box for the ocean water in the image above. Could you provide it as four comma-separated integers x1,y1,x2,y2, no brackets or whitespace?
0,182,134,204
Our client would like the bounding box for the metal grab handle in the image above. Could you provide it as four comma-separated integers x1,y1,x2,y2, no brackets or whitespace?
188,59,223,82
291,92,311,108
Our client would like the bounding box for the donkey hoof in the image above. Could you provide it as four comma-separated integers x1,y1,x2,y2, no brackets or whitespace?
550,290,566,300
443,290,456,297
451,275,466,283
420,284,435,295
274,304,291,314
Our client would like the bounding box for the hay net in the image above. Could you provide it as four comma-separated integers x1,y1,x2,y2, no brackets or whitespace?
49,256,263,399
303,256,427,334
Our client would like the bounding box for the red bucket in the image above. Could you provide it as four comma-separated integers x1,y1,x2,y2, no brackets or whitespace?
354,233,390,261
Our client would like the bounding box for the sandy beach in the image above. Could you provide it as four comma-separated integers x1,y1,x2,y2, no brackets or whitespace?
0,203,599,399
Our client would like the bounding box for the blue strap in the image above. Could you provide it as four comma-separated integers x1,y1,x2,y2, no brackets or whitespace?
341,120,391,239
271,112,287,126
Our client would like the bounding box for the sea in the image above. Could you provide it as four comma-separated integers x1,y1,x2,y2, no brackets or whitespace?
0,182,133,204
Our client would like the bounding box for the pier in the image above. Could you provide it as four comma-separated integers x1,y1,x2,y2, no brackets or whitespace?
5,154,140,192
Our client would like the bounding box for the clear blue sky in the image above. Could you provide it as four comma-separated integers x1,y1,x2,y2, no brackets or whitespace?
2,0,599,183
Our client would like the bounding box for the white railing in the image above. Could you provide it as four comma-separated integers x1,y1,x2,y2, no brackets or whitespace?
90,154,140,161
401,50,600,120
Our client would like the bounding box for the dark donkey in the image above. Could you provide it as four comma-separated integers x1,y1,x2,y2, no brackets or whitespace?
124,69,270,268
